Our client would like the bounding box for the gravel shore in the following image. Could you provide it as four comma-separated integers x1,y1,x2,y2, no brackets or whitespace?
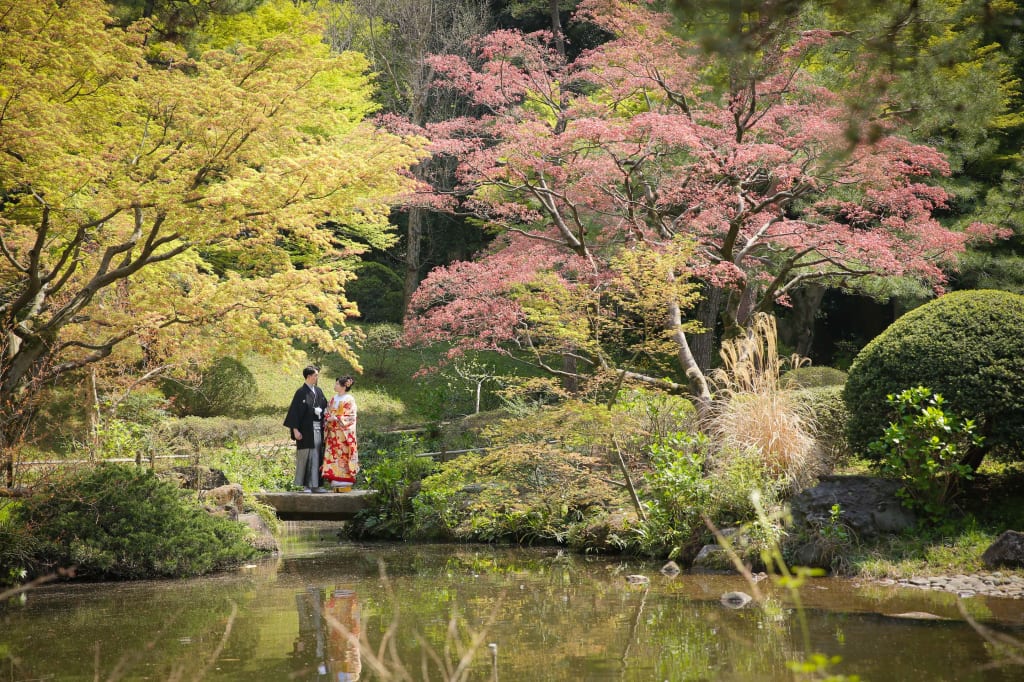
877,571,1024,599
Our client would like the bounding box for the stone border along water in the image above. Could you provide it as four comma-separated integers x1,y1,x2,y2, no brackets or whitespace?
876,572,1024,599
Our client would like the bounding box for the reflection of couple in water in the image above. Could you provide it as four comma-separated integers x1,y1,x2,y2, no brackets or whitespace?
293,586,361,680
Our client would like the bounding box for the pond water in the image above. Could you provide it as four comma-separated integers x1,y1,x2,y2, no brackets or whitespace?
2,523,1022,681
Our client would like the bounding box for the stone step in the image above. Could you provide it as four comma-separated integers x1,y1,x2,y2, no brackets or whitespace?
255,490,378,520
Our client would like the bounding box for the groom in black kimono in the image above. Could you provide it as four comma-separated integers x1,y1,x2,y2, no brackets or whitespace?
283,365,329,492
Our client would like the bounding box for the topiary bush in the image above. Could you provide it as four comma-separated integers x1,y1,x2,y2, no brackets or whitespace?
792,385,851,473
780,366,848,389
162,356,255,418
844,289,1024,466
12,464,256,580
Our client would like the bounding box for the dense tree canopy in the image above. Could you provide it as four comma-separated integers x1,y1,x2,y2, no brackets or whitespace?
402,0,1004,404
0,0,425,447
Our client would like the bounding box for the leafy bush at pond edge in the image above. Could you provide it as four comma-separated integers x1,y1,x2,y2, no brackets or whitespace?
0,505,37,586
410,444,624,546
868,387,980,524
345,444,438,540
8,464,256,580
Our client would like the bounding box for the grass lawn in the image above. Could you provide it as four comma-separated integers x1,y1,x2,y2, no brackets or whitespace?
844,461,1024,578
245,322,540,435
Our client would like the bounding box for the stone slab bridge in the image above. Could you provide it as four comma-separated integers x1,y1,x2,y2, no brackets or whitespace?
255,490,378,521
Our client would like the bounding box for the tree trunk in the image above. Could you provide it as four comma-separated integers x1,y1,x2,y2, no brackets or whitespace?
787,284,825,358
691,284,723,372
666,277,711,414
88,368,101,457
561,351,579,393
549,0,565,58
1,333,48,403
403,205,425,317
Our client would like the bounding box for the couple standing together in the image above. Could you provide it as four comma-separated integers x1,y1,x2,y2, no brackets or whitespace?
283,366,359,493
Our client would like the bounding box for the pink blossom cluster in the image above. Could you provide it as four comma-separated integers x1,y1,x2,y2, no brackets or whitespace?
402,0,1004,362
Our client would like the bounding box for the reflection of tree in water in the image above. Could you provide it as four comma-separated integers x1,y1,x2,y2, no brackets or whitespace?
0,582,265,681
293,586,361,680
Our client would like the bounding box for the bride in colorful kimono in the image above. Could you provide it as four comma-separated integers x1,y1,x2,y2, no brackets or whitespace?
322,376,359,492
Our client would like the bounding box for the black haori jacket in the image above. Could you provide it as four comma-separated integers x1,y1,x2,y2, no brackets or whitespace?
283,383,328,451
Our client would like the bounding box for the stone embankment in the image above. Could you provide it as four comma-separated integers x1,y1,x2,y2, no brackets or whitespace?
878,572,1024,599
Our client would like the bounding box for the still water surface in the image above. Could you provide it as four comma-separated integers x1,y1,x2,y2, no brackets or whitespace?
2,523,1022,681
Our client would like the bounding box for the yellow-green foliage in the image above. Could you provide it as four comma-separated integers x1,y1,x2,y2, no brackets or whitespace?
0,0,427,406
613,386,697,457
412,443,624,544
513,236,702,377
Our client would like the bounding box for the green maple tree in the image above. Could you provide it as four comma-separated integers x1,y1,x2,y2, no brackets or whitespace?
0,0,426,461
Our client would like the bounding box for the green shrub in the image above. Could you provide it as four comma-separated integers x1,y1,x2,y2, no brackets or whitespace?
0,503,36,586
203,441,294,492
11,464,255,580
358,323,405,376
410,444,622,545
636,432,784,559
112,389,171,424
166,414,282,449
162,356,256,418
844,289,1024,464
868,387,980,524
792,385,852,472
780,366,848,389
346,441,437,540
637,432,713,556
613,387,697,458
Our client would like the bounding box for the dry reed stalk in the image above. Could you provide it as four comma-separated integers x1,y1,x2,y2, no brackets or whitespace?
708,313,821,486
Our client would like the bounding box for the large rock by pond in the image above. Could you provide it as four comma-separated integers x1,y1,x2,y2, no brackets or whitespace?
789,475,916,539
200,483,245,520
981,530,1024,570
691,527,766,574
238,512,279,552
786,475,916,571
161,467,279,553
691,544,735,573
168,465,230,490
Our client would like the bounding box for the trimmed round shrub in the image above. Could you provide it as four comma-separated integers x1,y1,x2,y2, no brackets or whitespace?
12,464,255,580
162,356,255,418
844,289,1024,463
780,366,848,389
792,385,851,472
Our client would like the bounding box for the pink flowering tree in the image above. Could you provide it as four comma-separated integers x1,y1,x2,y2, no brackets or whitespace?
403,0,1003,406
